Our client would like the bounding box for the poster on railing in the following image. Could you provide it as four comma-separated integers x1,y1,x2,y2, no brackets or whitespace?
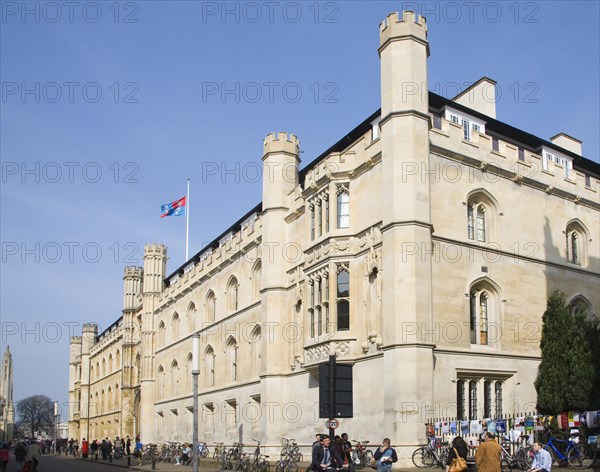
461,421,469,435
586,411,599,428
525,417,535,433
496,419,506,433
559,412,569,429
450,421,457,434
568,412,580,427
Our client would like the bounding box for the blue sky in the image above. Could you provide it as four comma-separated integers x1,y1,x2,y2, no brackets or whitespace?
1,1,599,414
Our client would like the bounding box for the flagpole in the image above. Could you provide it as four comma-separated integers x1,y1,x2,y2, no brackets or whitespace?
186,178,190,261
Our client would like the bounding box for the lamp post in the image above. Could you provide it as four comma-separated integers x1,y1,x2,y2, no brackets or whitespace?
192,334,200,472
54,401,58,454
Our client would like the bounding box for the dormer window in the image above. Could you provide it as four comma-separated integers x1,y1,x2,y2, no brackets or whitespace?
371,116,381,141
445,108,486,142
542,146,572,178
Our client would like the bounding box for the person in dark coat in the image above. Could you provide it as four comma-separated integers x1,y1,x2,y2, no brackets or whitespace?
312,437,346,471
446,436,469,472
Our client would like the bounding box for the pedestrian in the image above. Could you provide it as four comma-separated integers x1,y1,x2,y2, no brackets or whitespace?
68,438,74,456
134,438,143,465
475,432,502,472
81,438,89,459
125,435,131,457
90,439,99,460
446,436,468,472
114,436,123,459
374,438,397,472
0,443,9,472
107,438,113,459
527,442,552,472
25,442,41,472
14,441,26,472
101,439,109,460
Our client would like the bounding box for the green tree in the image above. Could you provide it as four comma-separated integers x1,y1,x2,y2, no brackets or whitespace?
16,395,54,438
535,291,594,413
584,316,600,409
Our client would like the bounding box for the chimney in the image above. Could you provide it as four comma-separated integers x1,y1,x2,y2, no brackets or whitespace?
453,77,497,119
550,133,582,156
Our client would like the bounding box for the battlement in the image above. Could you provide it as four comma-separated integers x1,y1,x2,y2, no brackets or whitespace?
144,243,167,256
82,323,98,332
70,336,82,344
124,266,143,277
379,11,428,49
263,131,300,158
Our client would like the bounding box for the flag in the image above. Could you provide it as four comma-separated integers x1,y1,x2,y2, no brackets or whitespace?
160,196,186,218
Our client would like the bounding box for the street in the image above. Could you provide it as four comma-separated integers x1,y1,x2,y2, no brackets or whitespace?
2,455,598,472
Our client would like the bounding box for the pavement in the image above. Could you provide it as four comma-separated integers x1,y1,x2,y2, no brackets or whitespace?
60,454,600,472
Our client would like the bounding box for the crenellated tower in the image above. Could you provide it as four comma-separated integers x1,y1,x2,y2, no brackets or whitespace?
379,11,435,446
79,323,98,441
0,346,15,441
68,336,82,440
140,244,167,442
260,131,300,441
122,265,143,438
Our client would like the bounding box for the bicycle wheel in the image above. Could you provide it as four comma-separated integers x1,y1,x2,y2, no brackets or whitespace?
280,448,288,461
517,447,533,470
259,461,270,472
364,449,374,467
284,461,298,472
202,448,209,459
568,444,596,469
501,457,512,472
412,447,435,468
274,461,283,472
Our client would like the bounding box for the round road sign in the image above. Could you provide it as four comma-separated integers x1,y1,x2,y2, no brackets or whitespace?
326,418,339,429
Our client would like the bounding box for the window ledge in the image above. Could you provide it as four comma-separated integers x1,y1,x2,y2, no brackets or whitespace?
462,139,479,148
469,343,498,352
430,127,449,137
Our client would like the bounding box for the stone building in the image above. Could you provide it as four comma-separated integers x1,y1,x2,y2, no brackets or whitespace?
0,346,15,442
69,10,599,460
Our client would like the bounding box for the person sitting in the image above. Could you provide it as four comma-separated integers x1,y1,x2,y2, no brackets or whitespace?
312,436,346,471
176,444,192,466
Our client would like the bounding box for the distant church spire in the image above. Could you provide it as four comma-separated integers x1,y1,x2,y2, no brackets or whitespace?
0,345,15,441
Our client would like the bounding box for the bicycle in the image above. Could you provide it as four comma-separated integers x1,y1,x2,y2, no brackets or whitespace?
214,442,226,460
499,436,533,471
543,434,596,469
412,435,450,468
281,438,302,462
198,441,209,459
275,456,298,472
249,439,270,472
351,440,374,467
219,448,231,470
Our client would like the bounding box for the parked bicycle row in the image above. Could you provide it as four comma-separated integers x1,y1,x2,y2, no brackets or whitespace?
412,429,597,471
